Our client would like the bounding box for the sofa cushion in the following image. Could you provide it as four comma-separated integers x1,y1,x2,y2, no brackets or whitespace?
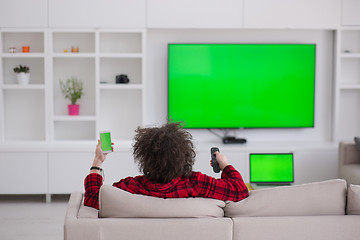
224,179,347,217
99,218,233,240
232,215,360,240
347,184,360,215
99,185,225,218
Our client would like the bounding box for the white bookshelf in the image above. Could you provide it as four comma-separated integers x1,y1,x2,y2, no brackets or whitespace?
98,30,145,141
334,27,360,141
0,30,47,142
0,28,146,143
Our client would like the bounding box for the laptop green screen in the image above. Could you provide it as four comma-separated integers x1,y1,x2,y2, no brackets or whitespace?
250,153,294,184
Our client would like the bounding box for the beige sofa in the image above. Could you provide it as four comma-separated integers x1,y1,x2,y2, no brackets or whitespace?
64,179,360,240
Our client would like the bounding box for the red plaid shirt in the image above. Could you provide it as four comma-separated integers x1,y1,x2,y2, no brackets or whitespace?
84,165,249,209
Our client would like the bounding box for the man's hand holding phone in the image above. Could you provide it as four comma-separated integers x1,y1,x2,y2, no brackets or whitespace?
100,131,112,154
91,131,114,174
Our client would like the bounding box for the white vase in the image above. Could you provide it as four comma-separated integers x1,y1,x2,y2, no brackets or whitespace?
16,72,30,85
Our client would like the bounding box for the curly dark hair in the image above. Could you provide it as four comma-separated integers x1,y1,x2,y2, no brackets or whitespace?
132,122,196,183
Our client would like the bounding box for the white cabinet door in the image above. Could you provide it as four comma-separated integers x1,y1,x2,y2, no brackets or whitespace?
147,0,243,28
0,153,47,194
96,0,146,28
49,0,146,28
48,151,140,193
244,0,340,29
49,0,97,28
342,0,360,26
0,0,47,27
48,152,93,194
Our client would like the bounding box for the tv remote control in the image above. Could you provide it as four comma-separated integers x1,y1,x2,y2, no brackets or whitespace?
211,147,221,173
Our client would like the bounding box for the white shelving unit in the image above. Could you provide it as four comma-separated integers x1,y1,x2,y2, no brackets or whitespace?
0,28,145,196
0,28,146,143
0,29,47,142
49,30,97,141
334,27,360,141
98,29,145,141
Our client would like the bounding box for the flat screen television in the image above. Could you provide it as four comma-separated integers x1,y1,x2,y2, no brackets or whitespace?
249,153,294,184
168,44,316,128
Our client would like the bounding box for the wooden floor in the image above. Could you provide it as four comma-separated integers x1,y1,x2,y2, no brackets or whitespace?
0,195,69,240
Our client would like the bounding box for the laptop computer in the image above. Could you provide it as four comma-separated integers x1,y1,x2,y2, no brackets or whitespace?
249,153,294,185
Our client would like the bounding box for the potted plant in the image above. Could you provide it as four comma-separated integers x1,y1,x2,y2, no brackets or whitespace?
59,77,83,116
13,65,30,85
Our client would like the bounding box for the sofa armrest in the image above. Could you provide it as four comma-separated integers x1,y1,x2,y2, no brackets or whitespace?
65,192,83,221
339,142,360,166
64,192,100,240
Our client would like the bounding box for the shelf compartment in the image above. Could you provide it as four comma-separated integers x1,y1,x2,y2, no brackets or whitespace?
99,32,142,54
2,57,45,84
53,58,96,116
341,53,360,58
1,32,44,53
52,32,95,54
340,83,360,90
99,83,143,90
2,84,45,90
99,58,142,84
3,89,45,141
54,121,96,141
52,53,96,58
99,53,143,58
1,53,45,58
337,91,360,140
99,89,142,140
53,115,96,121
341,30,360,54
340,58,360,85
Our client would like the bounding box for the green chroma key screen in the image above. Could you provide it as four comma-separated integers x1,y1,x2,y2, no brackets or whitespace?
249,153,294,184
168,44,316,128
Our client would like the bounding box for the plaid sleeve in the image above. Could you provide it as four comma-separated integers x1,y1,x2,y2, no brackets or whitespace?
84,173,103,210
193,165,249,202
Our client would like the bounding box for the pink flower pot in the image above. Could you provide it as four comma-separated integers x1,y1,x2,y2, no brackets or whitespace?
68,104,79,116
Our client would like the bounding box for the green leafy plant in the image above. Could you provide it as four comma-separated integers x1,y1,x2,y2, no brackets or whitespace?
59,77,84,105
13,65,30,73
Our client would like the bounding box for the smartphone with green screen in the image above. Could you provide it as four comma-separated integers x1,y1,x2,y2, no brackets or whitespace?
99,131,112,154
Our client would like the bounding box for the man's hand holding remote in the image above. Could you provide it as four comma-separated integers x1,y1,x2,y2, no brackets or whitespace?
214,151,229,171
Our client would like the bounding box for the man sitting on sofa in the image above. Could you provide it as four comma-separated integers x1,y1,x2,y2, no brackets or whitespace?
84,122,249,209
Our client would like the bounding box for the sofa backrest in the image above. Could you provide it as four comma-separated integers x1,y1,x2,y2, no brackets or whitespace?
347,184,360,215
224,179,347,217
99,185,226,218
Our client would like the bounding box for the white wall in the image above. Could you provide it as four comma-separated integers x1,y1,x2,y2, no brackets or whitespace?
145,29,334,143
